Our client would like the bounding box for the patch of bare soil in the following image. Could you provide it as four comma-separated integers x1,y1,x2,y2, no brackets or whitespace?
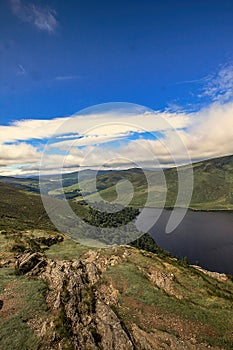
120,296,216,341
0,282,21,320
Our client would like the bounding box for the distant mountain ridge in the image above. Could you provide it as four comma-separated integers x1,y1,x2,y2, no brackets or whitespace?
74,154,233,210
0,154,233,210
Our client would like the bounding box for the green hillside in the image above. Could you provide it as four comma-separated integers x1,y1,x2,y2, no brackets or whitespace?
188,155,233,209
1,155,233,210
0,182,142,246
80,155,233,210
0,182,89,233
0,176,40,193
0,182,61,232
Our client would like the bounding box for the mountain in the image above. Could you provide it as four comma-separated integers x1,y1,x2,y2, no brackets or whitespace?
0,182,142,246
187,155,233,209
0,169,115,199
0,175,40,193
1,155,232,210
79,155,233,210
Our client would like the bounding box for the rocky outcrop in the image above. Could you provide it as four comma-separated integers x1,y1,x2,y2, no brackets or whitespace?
95,301,134,350
34,235,64,247
191,265,229,282
142,265,183,300
13,248,229,350
15,252,46,274
16,251,135,350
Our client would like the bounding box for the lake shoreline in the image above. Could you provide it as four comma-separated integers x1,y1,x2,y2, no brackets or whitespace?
139,206,233,213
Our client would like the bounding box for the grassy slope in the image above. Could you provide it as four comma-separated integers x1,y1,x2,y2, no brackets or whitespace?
1,155,233,210
0,176,40,193
0,182,58,231
189,155,233,209
0,267,48,350
0,182,91,232
102,247,233,349
79,155,233,210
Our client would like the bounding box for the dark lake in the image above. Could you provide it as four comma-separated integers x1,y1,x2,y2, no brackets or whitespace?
136,208,233,275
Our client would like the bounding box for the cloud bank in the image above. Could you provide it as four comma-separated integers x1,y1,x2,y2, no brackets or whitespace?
0,99,232,176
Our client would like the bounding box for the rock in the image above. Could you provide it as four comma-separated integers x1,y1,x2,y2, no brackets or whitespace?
34,235,64,247
15,252,44,274
98,284,119,305
191,265,229,282
139,264,183,300
95,300,134,350
14,248,225,350
0,259,13,268
85,262,100,285
15,251,134,349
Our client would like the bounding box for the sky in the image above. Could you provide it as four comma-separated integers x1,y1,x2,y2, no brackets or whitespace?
0,0,233,175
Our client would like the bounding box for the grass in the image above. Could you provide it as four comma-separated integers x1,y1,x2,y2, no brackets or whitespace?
0,268,48,350
102,251,233,349
0,181,94,241
45,236,90,260
0,182,57,231
75,155,233,210
0,227,93,262
0,155,232,211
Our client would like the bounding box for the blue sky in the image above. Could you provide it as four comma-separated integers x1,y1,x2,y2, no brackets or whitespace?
1,0,233,120
0,0,233,175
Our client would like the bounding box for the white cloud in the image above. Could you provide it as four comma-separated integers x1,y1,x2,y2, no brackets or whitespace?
0,117,69,144
183,102,233,159
0,110,190,144
200,64,233,103
0,142,40,167
10,0,58,33
44,103,233,171
0,101,232,175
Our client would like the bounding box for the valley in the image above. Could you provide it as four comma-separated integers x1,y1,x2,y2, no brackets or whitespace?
2,155,232,211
